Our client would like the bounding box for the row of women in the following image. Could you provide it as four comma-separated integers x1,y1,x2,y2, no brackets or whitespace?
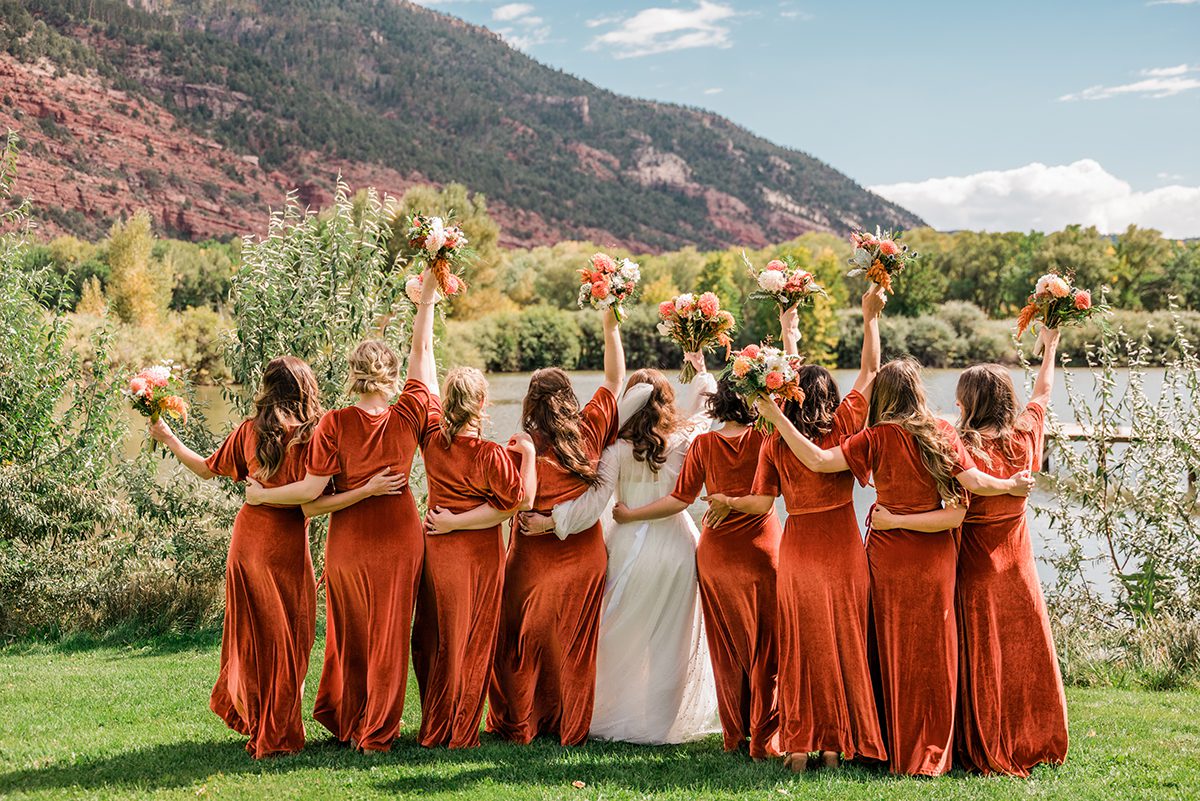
151,269,1069,777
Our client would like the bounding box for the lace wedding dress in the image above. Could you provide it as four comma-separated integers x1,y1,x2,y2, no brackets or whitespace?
551,373,722,745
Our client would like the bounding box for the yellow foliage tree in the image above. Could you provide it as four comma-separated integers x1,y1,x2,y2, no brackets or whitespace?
105,211,168,326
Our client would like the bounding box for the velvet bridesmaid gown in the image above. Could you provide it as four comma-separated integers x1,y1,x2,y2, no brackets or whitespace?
956,401,1068,775
751,390,886,763
842,419,975,776
306,379,431,752
487,386,618,746
205,420,317,759
672,427,783,759
412,400,525,748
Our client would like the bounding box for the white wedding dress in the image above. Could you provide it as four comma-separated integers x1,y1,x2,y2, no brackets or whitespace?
551,373,722,745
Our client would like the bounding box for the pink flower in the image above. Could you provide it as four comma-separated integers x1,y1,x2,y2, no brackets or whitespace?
1074,290,1092,310
740,344,761,359
658,300,675,318
444,274,463,294
732,357,752,377
591,281,609,299
697,292,720,316
766,259,787,271
878,240,900,256
764,371,785,390
591,253,616,274
129,376,148,397
1036,273,1071,299
141,366,171,387
784,273,807,292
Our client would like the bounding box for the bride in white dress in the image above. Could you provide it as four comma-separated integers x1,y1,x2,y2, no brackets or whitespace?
521,355,721,745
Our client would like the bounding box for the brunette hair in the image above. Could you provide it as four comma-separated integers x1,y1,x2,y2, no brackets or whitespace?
618,369,681,473
522,367,598,485
252,355,323,480
347,340,401,397
868,358,965,505
956,364,1028,466
704,378,756,426
782,364,841,441
440,367,489,446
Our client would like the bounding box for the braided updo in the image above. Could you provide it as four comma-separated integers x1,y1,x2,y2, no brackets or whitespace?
347,340,401,398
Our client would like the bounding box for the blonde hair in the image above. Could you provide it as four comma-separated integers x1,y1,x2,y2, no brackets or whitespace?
347,340,401,398
440,367,489,445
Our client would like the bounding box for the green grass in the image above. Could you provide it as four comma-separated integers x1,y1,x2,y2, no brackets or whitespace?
1,631,1198,800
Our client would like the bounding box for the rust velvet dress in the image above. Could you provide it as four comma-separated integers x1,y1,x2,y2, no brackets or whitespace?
204,420,317,759
842,419,975,776
487,386,618,746
412,401,525,748
671,427,783,759
306,379,432,752
956,402,1068,775
751,390,886,763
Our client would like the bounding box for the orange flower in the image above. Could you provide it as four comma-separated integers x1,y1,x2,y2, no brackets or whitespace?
161,394,188,424
1016,302,1039,338
867,259,892,293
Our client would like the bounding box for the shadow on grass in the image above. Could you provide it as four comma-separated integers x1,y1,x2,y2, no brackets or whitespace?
1,628,224,658
0,732,893,796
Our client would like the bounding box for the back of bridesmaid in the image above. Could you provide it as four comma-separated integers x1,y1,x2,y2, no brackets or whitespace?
149,356,323,758
952,327,1069,775
246,269,441,751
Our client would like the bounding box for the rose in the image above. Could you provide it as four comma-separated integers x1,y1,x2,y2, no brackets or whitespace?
757,270,787,293
658,300,675,318
697,292,720,317
444,274,463,295
591,253,616,274
732,357,752,377
1074,289,1092,310
129,376,148,396
674,293,695,312
591,281,609,300
740,343,761,359
1036,273,1071,299
764,371,785,390
766,259,787,271
878,240,900,256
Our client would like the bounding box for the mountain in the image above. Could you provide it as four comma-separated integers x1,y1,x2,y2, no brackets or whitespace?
0,0,924,250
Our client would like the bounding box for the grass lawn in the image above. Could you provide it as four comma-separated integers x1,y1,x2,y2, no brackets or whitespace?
1,631,1198,801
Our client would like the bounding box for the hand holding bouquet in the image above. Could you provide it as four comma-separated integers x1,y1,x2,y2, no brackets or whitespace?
656,292,736,383
125,362,188,453
1016,272,1107,353
743,252,826,311
405,213,472,296
405,270,463,306
847,227,918,294
721,343,805,428
577,252,640,323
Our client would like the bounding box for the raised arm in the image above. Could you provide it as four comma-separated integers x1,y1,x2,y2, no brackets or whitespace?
601,307,626,397
407,267,440,396
148,419,214,479
244,471,331,506
754,396,849,473
871,504,966,533
299,469,404,518
958,467,1035,497
853,286,886,397
780,304,800,356
1030,326,1059,409
677,360,716,422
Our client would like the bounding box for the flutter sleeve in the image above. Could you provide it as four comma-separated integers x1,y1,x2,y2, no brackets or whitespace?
549,442,619,539
484,444,525,513
305,412,341,478
841,428,875,488
669,436,706,505
751,435,782,498
205,420,251,481
392,379,432,440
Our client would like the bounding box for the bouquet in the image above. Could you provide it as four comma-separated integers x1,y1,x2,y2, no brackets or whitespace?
847,227,918,294
721,343,805,428
405,271,463,306
125,362,188,453
1016,272,1106,351
656,291,736,383
742,252,826,310
577,252,640,323
405,213,471,296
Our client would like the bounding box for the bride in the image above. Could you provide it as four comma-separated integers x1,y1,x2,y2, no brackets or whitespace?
521,353,721,744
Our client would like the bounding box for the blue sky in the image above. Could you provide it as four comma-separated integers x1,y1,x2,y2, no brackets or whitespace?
414,0,1200,236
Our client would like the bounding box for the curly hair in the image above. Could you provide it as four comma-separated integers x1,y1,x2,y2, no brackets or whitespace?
522,367,598,485
956,364,1027,466
782,364,841,441
704,378,756,426
347,340,401,398
869,358,966,505
618,369,682,473
251,355,324,480
440,367,489,446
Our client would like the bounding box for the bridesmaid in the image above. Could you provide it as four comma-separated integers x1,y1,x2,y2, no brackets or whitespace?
412,366,538,749
705,287,888,772
613,357,783,761
754,357,1034,777
246,269,441,752
875,326,1069,775
486,306,625,746
148,355,327,758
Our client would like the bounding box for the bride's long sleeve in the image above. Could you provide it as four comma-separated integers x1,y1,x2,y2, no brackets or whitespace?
678,371,717,429
550,443,619,539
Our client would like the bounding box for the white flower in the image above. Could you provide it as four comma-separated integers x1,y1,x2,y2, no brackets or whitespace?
656,322,672,336
757,270,787,293
674,293,695,311
618,259,641,283
1035,273,1071,299
423,216,447,253
143,365,171,384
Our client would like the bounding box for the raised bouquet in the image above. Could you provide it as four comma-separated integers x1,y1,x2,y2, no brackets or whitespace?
742,252,826,310
656,291,736,383
405,213,471,296
405,271,463,306
577,251,640,323
1016,272,1106,351
847,227,918,294
722,343,805,428
125,362,188,453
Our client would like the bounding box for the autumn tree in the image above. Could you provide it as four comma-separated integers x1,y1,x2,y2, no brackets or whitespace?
105,211,169,326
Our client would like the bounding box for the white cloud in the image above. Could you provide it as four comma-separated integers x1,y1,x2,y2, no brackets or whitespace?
492,3,533,21
588,1,736,58
869,160,1200,238
1158,171,1185,181
1060,64,1200,100
1147,0,1199,5
703,87,723,94
490,3,549,50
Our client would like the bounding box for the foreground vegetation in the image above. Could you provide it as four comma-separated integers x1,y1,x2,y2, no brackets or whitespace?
0,632,1198,801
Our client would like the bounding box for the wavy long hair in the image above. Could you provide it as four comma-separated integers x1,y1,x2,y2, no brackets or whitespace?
440,367,489,446
705,378,756,426
347,339,401,398
783,364,841,441
252,355,323,480
522,367,598,485
869,358,965,505
956,364,1027,466
618,369,682,473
